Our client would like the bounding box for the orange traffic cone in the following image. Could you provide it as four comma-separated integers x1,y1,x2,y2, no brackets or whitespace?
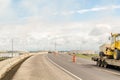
72,53,76,63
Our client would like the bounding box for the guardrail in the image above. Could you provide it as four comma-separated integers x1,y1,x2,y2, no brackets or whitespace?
0,53,33,79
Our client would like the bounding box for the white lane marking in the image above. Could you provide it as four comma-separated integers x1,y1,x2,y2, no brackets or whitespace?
46,55,83,80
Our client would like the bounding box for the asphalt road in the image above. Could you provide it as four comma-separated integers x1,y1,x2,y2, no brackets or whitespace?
11,54,75,80
48,53,120,80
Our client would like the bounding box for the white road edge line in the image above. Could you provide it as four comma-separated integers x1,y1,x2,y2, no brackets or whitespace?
46,55,83,80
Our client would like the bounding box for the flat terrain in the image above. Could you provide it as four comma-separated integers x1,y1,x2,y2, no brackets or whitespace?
48,53,120,80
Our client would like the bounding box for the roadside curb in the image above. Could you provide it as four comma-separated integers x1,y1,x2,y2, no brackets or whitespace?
0,54,32,80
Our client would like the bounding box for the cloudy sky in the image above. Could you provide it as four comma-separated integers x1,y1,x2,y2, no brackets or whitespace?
0,0,120,51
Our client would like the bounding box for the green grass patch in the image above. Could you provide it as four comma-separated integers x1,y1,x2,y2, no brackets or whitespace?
76,54,99,60
0,57,9,61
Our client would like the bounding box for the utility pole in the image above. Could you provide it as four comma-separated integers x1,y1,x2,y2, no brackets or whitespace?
54,38,58,55
54,37,57,51
12,39,14,57
55,41,56,51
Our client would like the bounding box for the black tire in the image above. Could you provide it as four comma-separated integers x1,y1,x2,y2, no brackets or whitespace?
101,62,104,67
99,52,105,57
114,49,120,60
103,62,108,68
101,60,105,67
97,60,101,67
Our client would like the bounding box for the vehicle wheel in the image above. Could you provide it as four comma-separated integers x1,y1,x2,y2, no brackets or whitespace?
114,49,120,60
97,60,101,67
103,62,108,68
99,52,105,57
101,63,104,67
101,60,106,67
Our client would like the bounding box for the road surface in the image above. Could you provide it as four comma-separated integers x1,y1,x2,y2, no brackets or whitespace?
48,53,120,80
11,54,76,80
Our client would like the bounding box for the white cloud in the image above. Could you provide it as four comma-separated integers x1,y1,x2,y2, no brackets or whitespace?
61,5,120,15
77,6,112,14
111,5,120,9
1,1,120,51
89,24,111,36
0,0,16,20
91,7,107,11
61,11,75,15
0,15,119,51
0,16,120,51
0,0,11,11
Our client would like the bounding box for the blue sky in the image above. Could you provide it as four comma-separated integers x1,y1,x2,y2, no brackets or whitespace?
0,0,119,22
0,0,120,51
1,0,120,22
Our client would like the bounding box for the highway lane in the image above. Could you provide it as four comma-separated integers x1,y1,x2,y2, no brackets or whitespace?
48,53,120,80
11,54,75,80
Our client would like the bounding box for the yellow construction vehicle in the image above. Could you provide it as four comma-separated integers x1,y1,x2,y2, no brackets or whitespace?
99,33,120,60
